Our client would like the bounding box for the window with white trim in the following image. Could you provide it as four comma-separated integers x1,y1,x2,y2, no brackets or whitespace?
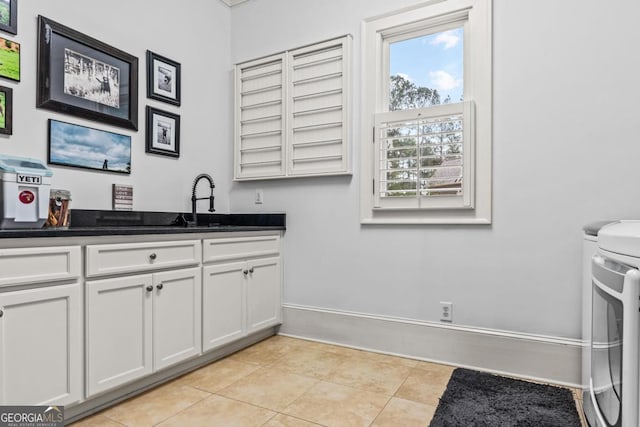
361,0,492,224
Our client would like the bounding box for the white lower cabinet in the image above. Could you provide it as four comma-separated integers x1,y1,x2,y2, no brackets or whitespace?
153,268,202,370
202,262,246,351
0,283,82,406
246,257,281,334
0,232,282,412
202,236,282,352
86,267,201,397
86,275,152,396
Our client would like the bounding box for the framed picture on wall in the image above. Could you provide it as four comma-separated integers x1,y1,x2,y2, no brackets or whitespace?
0,36,19,81
48,119,131,174
0,85,12,135
36,15,139,130
0,0,17,35
146,50,181,106
145,106,180,158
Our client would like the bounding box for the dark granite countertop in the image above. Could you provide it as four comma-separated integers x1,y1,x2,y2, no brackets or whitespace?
0,210,286,238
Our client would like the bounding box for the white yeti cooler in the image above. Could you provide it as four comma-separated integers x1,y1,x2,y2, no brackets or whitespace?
0,154,53,229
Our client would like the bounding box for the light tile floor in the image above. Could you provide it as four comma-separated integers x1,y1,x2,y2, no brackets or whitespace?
70,335,587,427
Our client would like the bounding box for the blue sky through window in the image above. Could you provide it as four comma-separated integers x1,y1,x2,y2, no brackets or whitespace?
390,27,464,103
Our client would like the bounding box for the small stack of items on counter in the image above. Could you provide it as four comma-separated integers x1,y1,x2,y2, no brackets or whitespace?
45,189,71,228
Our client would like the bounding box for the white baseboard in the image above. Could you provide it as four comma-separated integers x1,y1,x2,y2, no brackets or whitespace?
280,304,582,387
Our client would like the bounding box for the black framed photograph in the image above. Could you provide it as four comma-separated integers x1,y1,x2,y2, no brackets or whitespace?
0,0,17,35
0,36,19,81
0,85,12,135
147,50,180,106
37,16,138,130
48,119,131,174
146,106,180,158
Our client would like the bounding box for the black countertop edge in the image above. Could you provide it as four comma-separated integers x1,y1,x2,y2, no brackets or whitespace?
0,226,285,238
0,210,286,238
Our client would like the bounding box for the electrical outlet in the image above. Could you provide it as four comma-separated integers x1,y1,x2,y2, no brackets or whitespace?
440,302,453,322
255,189,264,204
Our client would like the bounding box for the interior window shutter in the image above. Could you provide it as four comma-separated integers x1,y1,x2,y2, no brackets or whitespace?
287,36,351,176
374,101,474,210
235,54,286,179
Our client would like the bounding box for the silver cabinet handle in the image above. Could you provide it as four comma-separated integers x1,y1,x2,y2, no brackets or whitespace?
146,285,153,292
157,284,163,290
149,253,157,260
0,309,3,318
249,268,254,274
243,269,249,275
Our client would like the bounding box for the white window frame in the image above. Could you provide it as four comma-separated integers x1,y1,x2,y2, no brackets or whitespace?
360,0,492,224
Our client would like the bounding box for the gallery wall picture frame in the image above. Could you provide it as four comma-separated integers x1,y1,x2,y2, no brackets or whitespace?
147,50,181,106
48,119,132,174
0,36,19,81
145,106,180,158
0,0,17,36
37,15,139,130
0,85,12,135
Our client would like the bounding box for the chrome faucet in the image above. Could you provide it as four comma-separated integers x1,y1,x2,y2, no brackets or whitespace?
191,173,215,226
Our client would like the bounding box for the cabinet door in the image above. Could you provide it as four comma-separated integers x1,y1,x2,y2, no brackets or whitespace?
86,275,153,397
202,262,246,352
247,256,282,334
0,283,82,406
153,268,202,370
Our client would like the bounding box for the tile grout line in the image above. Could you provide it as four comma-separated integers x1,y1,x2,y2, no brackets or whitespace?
365,365,418,425
211,375,320,418
182,361,264,395
147,385,213,427
211,391,280,413
270,412,328,427
100,415,128,427
393,368,415,400
258,411,279,427
367,394,395,427
275,376,323,419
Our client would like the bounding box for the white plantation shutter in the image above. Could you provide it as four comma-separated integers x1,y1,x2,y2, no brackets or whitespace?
287,37,350,176
235,54,286,179
373,101,475,210
234,36,351,180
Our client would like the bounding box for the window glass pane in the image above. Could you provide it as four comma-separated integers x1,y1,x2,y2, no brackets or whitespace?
389,28,464,111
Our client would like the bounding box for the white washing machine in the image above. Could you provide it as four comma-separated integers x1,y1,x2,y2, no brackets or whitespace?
584,220,640,427
582,222,615,403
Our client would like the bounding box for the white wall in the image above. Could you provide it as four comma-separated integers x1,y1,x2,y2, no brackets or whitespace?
229,0,640,340
1,0,232,213
7,0,639,343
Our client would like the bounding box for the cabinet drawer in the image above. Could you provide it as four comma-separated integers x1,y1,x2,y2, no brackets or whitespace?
86,240,202,278
203,235,280,263
0,246,81,288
